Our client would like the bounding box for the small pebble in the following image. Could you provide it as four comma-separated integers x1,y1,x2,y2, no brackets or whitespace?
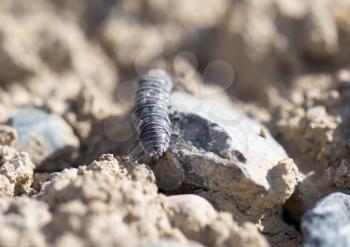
302,192,350,247
9,109,79,170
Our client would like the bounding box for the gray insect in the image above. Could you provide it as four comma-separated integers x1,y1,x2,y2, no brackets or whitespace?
132,69,173,158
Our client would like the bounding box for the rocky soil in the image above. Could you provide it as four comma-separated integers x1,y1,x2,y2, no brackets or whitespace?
0,0,350,247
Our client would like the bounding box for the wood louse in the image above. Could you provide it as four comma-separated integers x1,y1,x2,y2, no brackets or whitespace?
133,69,173,158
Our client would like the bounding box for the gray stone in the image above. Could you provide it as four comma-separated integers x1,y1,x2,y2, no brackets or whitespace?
9,109,79,171
301,192,350,247
154,92,298,216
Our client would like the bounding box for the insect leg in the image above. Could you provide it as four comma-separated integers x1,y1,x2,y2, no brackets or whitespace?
127,140,144,162
128,140,156,164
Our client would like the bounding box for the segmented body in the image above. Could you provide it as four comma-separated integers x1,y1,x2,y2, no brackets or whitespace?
133,70,173,157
